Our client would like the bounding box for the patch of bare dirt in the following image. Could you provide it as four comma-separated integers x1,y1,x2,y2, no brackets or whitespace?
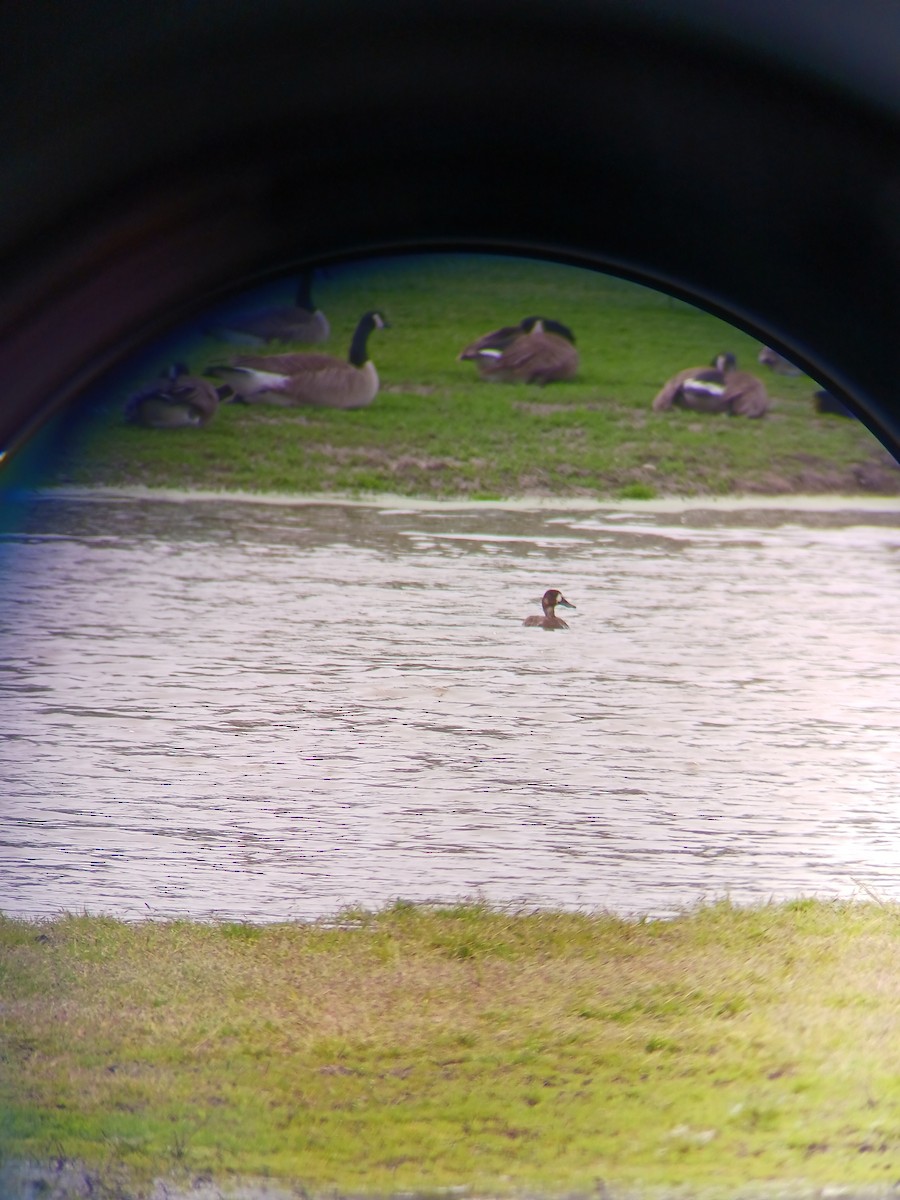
242,412,312,425
512,400,613,415
381,384,441,397
736,452,900,495
313,444,465,473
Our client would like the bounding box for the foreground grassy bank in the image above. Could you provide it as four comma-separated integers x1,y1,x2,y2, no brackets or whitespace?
41,255,899,499
2,899,900,1196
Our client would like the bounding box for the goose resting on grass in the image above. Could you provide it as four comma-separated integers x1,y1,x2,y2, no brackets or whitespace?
459,316,579,383
124,363,224,428
713,353,770,417
210,271,330,347
758,346,802,376
814,389,854,418
208,311,389,409
653,353,769,418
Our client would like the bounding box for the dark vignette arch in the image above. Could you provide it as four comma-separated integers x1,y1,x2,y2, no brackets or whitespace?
2,2,899,460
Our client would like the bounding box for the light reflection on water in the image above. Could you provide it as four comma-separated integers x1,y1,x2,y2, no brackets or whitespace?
1,493,900,921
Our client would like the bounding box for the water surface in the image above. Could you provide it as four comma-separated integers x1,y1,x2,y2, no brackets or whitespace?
2,493,899,921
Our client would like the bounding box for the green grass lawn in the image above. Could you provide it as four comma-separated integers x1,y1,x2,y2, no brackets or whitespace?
3,899,900,1196
34,253,897,499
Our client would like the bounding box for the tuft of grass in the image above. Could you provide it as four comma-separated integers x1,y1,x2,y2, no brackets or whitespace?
30,254,897,500
617,482,658,500
2,899,900,1195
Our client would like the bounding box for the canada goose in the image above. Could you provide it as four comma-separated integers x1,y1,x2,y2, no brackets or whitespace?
459,316,579,383
652,360,730,413
459,315,575,357
211,271,330,347
653,353,769,418
124,363,223,428
208,310,389,409
758,346,802,376
814,389,854,418
714,353,770,417
522,588,576,630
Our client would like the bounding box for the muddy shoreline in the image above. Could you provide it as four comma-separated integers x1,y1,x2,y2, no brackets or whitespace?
4,1159,900,1200
26,484,900,515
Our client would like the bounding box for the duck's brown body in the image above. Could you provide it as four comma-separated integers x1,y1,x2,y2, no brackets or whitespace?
523,612,572,630
523,588,576,630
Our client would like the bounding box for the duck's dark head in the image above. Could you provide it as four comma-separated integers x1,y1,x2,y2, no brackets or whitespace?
543,588,576,612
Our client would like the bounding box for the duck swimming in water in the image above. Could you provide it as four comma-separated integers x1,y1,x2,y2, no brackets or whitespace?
523,588,576,630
